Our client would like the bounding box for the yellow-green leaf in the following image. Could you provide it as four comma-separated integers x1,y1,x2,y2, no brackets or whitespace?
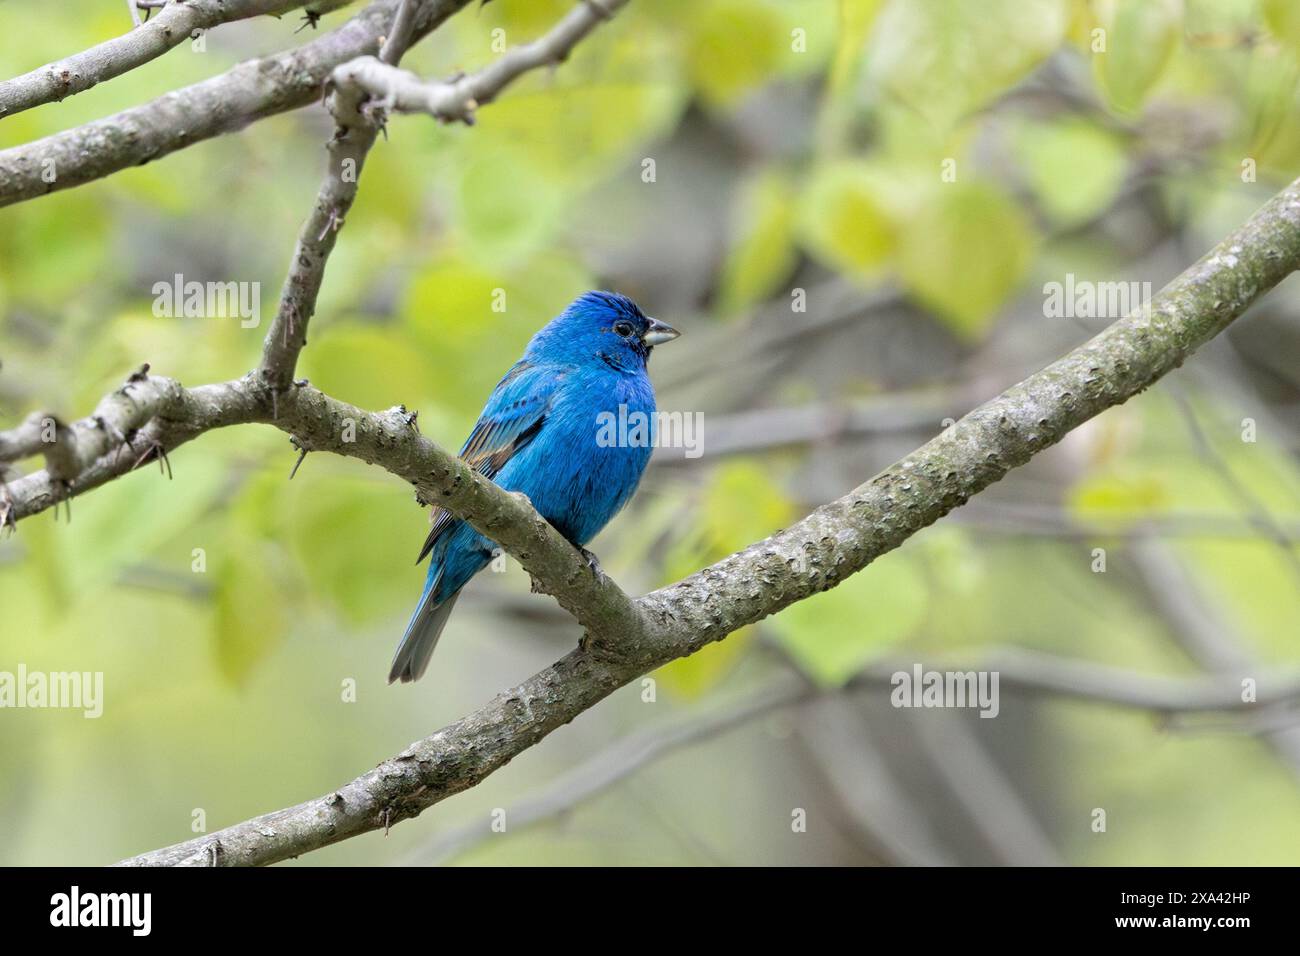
770,558,928,686
1015,118,1130,227
1091,0,1182,116
685,0,787,107
898,181,1036,338
1067,471,1170,530
213,537,290,685
1262,0,1300,58
868,0,1068,131
718,170,798,313
796,162,897,279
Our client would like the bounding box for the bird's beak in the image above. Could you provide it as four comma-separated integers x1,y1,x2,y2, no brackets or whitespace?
642,317,680,347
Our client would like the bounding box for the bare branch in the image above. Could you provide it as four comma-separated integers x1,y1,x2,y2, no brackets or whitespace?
98,175,1300,866
258,0,631,390
254,1,423,393
411,646,1300,865
411,673,817,865
332,0,631,125
0,3,314,119
378,0,418,64
0,373,636,634
0,0,471,209
0,411,55,464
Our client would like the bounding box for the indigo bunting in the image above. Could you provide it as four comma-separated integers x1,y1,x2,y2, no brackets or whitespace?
389,291,680,683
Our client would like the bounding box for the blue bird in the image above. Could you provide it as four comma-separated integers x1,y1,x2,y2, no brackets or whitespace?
389,291,680,683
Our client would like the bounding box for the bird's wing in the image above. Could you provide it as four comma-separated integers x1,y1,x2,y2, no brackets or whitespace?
416,361,556,565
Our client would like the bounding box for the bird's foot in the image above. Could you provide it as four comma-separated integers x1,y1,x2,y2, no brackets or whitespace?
579,547,607,582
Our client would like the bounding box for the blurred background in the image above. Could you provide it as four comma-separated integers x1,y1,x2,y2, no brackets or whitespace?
2,0,1299,865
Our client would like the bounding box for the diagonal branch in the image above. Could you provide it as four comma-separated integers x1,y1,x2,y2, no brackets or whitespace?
0,374,636,634
3,0,642,632
0,1,309,119
255,0,413,393
0,0,470,209
101,174,1300,866
411,648,1300,865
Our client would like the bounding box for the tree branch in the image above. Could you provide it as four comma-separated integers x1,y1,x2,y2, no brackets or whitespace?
410,648,1300,865
0,1,309,120
331,0,630,125
257,0,630,391
93,175,1300,865
0,0,470,209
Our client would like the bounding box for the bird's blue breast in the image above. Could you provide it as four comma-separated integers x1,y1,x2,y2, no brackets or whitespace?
423,364,655,604
496,367,655,546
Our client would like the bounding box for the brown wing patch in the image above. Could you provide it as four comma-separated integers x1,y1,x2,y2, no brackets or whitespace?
414,363,548,565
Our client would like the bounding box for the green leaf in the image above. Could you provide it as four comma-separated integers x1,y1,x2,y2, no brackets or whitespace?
1242,46,1300,173
1184,0,1262,41
1091,0,1182,116
796,162,897,279
658,462,796,696
1262,0,1300,58
685,0,788,107
49,445,232,600
898,181,1036,338
0,191,109,307
718,169,798,313
287,475,424,627
400,252,593,418
828,0,885,95
1067,471,1170,530
465,76,688,186
299,323,437,414
451,145,565,266
1015,118,1130,227
213,536,290,685
868,0,1068,131
770,557,928,686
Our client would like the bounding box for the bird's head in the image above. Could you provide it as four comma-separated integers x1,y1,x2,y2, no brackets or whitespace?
526,291,680,371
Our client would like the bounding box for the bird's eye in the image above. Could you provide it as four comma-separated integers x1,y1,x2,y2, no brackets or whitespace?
613,321,634,338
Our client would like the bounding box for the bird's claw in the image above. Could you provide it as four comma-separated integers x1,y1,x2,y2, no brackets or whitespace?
579,547,606,581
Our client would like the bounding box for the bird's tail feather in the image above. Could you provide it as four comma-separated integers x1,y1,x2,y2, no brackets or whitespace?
388,585,461,684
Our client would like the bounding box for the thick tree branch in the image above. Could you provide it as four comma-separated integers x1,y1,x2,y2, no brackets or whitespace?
0,1,308,119
95,175,1300,865
412,649,1300,865
0,0,470,209
0,374,636,633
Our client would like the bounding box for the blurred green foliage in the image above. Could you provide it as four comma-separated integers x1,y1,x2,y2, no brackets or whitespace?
1,0,1299,865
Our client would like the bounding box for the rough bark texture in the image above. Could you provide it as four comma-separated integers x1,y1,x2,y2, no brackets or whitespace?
0,1,307,119
4,0,1297,870
97,176,1300,865
0,0,470,208
331,0,631,123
